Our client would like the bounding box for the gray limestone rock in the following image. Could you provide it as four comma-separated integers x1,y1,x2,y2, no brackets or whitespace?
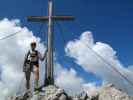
59,94,67,100
71,84,133,100
98,84,133,100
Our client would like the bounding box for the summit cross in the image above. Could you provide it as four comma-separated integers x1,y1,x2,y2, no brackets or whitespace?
27,0,75,86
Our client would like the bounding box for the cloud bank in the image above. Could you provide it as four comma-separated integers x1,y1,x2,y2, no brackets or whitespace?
65,31,133,96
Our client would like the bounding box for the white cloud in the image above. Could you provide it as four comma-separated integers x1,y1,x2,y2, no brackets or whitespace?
83,82,99,96
0,18,45,100
65,31,133,96
55,63,85,96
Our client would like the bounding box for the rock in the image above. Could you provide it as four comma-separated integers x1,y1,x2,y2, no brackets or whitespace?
39,85,67,100
90,94,99,100
86,84,133,100
59,94,67,100
98,84,133,100
80,91,88,100
28,85,68,100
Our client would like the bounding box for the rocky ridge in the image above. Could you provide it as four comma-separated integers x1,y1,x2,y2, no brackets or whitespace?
11,84,133,100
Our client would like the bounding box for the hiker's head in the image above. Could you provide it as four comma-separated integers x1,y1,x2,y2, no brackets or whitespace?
30,42,36,50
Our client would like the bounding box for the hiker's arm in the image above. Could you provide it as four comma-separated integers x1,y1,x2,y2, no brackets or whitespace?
23,54,27,72
23,52,29,72
38,50,47,61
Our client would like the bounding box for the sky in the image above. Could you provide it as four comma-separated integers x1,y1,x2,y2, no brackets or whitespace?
0,0,133,99
0,0,133,65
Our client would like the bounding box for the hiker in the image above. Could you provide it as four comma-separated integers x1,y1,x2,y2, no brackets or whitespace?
23,41,47,93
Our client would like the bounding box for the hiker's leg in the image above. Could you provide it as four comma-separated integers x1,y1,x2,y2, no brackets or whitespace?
33,65,39,90
25,71,31,90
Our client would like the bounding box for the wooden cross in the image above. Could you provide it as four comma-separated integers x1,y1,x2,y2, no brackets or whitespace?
27,0,74,86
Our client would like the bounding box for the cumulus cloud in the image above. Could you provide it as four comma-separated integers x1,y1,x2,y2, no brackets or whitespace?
83,83,100,96
55,63,85,95
65,31,133,96
0,18,45,100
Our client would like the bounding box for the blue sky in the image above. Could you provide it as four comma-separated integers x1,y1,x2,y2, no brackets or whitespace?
0,0,133,85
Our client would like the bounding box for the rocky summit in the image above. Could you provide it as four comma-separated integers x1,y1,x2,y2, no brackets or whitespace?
12,85,69,100
11,84,133,100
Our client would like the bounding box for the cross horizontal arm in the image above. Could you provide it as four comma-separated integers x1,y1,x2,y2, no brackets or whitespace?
27,16,75,22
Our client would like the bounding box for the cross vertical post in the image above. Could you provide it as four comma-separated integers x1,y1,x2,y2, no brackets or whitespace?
46,0,54,85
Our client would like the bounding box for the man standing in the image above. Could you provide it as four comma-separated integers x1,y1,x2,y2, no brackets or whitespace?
23,41,47,93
